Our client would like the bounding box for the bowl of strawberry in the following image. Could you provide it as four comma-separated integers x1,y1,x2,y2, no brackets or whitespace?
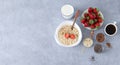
81,7,104,30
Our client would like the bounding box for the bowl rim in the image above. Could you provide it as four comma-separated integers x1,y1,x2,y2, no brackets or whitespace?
54,20,82,47
81,8,104,30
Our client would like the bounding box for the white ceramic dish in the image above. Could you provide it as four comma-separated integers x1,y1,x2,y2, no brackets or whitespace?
81,9,104,30
54,21,82,47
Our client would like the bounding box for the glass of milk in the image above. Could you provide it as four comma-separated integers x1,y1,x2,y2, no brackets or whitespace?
61,4,74,19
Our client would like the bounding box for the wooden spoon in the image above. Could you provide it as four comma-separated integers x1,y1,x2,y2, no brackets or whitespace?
71,10,80,30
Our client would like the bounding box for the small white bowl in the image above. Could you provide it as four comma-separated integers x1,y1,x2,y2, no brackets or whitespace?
81,9,104,30
104,21,117,36
61,4,74,19
54,21,82,47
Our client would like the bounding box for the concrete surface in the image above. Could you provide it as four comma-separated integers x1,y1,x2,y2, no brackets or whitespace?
0,0,120,65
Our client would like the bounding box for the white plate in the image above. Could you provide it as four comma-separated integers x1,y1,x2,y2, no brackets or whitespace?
81,9,104,30
54,21,82,47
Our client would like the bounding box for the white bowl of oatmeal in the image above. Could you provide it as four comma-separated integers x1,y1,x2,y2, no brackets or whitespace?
54,21,82,47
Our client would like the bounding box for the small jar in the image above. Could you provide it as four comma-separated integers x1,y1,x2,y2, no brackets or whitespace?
61,4,74,19
94,44,104,53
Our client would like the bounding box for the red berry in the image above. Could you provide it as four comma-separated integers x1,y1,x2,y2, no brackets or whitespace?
95,13,99,17
90,25,95,29
89,13,94,19
95,23,100,27
64,33,70,39
70,34,75,39
93,14,96,19
93,9,97,13
98,18,103,23
93,8,99,13
81,19,86,24
97,16,102,19
84,22,89,27
88,7,93,13
84,13,88,17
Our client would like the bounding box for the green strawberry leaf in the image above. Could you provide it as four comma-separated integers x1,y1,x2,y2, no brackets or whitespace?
89,20,94,24
96,8,99,12
98,13,101,16
96,26,100,29
86,16,89,20
80,17,84,20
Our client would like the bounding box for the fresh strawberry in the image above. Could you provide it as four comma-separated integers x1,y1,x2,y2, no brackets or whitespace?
84,13,88,17
90,24,95,29
93,14,96,19
89,13,94,19
93,8,99,13
98,18,103,23
95,23,100,27
64,33,70,39
95,13,99,18
84,22,89,27
88,7,93,13
96,14,101,18
81,18,86,24
96,16,102,19
70,34,75,39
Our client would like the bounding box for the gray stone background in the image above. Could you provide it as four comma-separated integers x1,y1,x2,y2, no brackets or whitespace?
0,0,120,65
